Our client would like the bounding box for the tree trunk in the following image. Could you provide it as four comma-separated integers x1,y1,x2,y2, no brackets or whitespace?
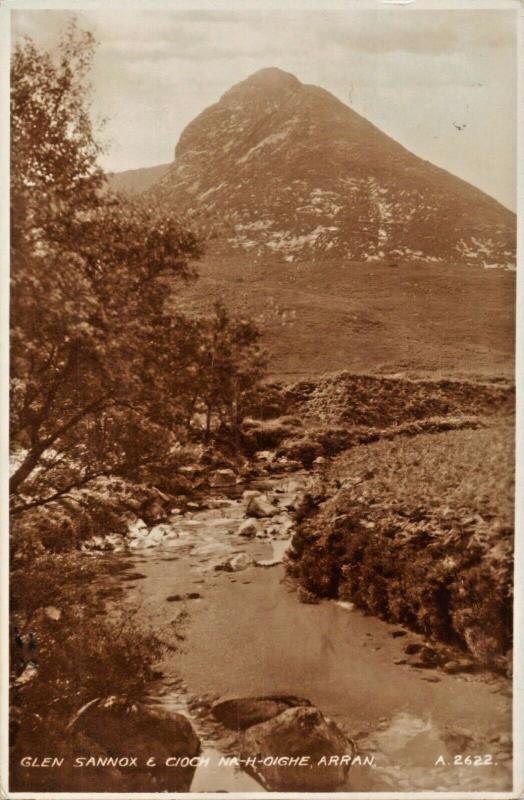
9,447,44,496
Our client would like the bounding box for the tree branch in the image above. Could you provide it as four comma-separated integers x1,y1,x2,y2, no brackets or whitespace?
10,395,109,495
10,469,113,515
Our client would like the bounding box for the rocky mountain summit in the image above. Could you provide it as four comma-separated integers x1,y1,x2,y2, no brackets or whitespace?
148,67,515,267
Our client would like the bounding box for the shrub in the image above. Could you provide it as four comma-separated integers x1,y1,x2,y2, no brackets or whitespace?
288,422,514,666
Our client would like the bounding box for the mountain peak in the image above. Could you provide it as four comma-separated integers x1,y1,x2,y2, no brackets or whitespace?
157,70,515,269
222,67,301,100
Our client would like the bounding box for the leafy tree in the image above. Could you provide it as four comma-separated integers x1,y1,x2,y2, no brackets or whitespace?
10,24,201,512
145,303,266,447
9,24,266,780
197,303,266,445
11,22,103,253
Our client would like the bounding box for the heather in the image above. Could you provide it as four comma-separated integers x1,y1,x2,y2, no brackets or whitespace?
288,421,514,668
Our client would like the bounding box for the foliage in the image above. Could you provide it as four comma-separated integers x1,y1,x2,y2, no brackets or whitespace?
9,23,266,783
288,422,514,665
10,552,165,780
147,301,266,442
11,22,104,253
325,420,514,525
284,372,514,427
10,25,265,520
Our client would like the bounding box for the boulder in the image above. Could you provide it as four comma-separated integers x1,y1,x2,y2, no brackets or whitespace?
243,489,262,501
283,478,305,494
240,706,352,791
82,533,127,552
166,592,201,602
256,479,279,491
414,645,443,668
238,518,262,538
210,468,238,487
167,475,194,495
141,499,166,525
207,498,236,510
66,696,200,792
441,726,475,753
44,605,62,621
128,518,148,539
105,533,126,551
222,553,253,572
277,493,300,511
404,642,423,655
128,526,168,550
212,695,311,730
246,494,278,518
282,459,304,471
149,523,177,539
81,535,106,552
266,514,295,538
229,552,253,571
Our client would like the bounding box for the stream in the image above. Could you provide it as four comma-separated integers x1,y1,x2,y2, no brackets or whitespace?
101,470,512,793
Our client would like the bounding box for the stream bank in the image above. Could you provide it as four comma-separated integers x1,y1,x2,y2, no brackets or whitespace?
101,467,512,793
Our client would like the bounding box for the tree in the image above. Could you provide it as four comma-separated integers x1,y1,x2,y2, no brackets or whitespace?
197,303,266,446
146,302,266,445
10,24,201,513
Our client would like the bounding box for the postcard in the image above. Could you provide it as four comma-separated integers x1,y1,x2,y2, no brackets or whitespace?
1,0,521,797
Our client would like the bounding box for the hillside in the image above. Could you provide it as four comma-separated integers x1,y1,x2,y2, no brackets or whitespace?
150,67,515,268
106,162,170,195
171,247,515,380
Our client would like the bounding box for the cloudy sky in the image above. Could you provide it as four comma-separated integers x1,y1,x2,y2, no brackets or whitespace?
12,6,518,210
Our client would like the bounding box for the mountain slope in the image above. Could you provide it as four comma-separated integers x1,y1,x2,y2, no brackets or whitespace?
106,162,170,195
150,67,515,267
172,247,515,380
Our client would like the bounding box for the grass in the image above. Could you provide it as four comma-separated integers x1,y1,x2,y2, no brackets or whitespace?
283,372,514,426
325,421,515,526
171,245,515,381
243,371,514,467
287,420,514,667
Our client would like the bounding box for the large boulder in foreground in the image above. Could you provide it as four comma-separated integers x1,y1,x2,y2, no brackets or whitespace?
240,705,352,791
212,695,311,730
67,696,200,792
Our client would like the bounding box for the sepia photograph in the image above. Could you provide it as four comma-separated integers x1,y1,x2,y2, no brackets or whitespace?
2,0,521,796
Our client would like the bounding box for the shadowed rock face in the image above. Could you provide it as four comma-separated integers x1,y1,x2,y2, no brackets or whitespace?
11,697,201,793
240,705,353,791
150,67,515,267
211,694,312,730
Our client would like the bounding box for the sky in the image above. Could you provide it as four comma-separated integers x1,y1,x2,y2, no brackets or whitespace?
11,6,518,210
